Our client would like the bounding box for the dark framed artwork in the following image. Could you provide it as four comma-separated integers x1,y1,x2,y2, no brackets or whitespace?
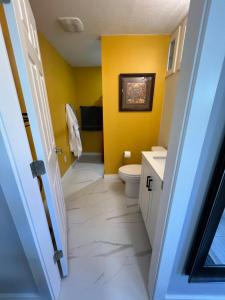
119,73,155,112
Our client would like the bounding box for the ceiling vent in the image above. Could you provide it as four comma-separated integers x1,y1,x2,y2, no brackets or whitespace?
58,17,84,33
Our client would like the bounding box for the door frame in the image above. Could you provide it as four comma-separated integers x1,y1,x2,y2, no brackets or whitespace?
149,0,225,299
0,24,61,299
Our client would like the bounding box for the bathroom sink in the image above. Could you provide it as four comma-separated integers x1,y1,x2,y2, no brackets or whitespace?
153,156,166,160
142,151,167,180
152,150,167,159
153,155,166,160
152,154,167,178
153,156,166,168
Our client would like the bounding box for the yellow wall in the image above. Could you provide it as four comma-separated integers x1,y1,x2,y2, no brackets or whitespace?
38,33,77,176
101,35,169,174
73,67,103,153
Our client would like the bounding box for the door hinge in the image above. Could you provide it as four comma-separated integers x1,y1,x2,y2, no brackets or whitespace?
30,160,46,178
53,250,63,263
161,181,164,190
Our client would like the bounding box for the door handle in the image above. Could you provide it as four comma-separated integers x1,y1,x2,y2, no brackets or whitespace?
54,147,63,154
149,178,153,191
146,176,150,188
146,176,153,191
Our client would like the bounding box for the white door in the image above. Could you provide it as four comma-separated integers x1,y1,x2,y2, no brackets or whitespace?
4,0,68,275
0,24,60,299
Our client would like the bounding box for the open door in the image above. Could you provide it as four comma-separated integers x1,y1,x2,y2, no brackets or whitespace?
0,24,60,299
4,0,68,276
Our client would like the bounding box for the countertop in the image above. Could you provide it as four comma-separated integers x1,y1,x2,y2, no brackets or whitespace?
142,151,167,181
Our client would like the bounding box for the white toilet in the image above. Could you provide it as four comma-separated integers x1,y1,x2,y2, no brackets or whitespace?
119,146,167,198
119,164,142,198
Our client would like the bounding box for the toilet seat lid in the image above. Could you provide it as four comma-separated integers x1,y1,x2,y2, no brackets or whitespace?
119,164,141,177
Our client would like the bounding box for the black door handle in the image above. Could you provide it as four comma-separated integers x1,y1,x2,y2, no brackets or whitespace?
146,176,153,191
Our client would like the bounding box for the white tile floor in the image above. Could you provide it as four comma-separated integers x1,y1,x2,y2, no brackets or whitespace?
60,159,151,300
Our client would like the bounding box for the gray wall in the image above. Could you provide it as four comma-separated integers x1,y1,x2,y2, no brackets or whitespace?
167,53,225,298
151,0,225,298
0,186,37,294
159,72,180,148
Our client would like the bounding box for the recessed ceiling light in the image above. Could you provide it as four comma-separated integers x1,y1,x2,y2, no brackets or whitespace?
58,17,84,33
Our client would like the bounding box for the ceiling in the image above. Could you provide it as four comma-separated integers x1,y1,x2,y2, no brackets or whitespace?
29,0,190,67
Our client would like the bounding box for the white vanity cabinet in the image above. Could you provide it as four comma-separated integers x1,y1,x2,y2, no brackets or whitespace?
146,168,162,246
139,152,164,247
139,157,151,224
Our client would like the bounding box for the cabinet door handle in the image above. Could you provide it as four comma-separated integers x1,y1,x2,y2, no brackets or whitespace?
146,176,150,188
146,176,153,191
148,178,153,191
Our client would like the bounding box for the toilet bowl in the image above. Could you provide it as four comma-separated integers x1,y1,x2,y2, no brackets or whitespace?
119,164,142,198
119,147,166,198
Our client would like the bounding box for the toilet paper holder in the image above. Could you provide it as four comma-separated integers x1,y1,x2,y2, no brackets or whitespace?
124,151,131,158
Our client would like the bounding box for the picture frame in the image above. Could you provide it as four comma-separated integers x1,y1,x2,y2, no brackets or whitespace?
119,73,156,112
166,25,181,77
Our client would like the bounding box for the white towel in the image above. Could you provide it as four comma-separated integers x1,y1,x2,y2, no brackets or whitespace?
65,104,82,158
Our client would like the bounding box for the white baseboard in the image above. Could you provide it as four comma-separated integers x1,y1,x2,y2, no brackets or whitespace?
103,174,120,181
82,152,102,156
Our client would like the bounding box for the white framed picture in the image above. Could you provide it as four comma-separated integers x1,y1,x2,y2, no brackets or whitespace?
176,17,187,71
166,26,181,77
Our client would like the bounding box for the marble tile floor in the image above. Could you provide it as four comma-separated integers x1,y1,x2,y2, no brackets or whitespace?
60,161,151,300
62,159,104,199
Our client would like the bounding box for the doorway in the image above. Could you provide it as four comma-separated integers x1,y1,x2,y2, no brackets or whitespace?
73,66,104,164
